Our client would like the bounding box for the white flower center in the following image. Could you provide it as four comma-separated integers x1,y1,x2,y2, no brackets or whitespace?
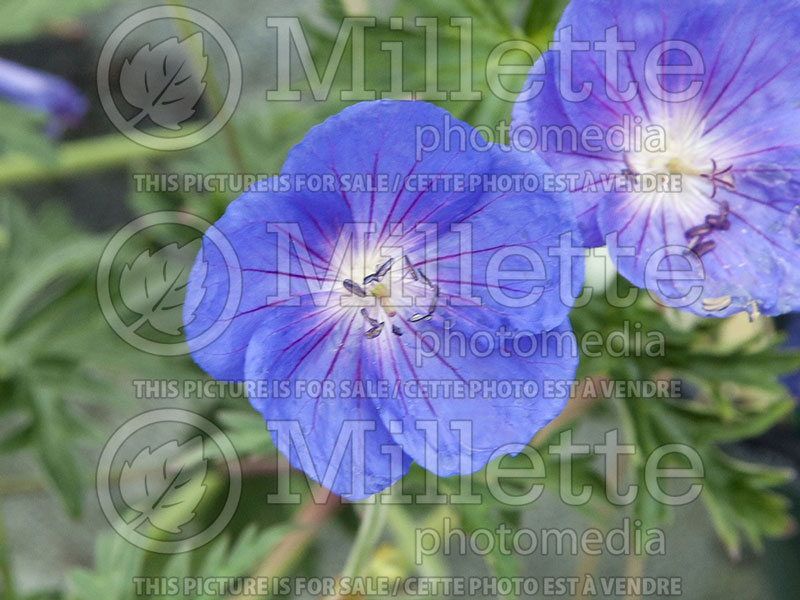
624,106,716,178
340,252,439,340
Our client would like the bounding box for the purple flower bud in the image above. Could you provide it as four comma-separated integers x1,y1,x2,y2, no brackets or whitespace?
0,57,87,136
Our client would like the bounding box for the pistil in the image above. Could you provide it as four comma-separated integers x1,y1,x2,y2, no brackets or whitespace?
370,283,397,318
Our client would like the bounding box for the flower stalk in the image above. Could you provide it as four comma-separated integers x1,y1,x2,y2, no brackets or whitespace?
341,498,390,581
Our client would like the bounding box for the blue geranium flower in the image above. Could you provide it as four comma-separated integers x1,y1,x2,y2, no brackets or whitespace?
0,57,87,136
512,0,800,318
184,100,582,499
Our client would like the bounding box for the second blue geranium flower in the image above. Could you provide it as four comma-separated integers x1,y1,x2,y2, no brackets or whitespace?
513,0,800,318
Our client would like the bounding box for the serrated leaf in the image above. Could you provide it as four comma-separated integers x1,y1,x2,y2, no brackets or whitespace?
120,34,208,130
220,524,289,575
670,398,795,444
0,236,101,338
700,449,794,556
67,532,145,600
119,437,208,534
156,524,289,600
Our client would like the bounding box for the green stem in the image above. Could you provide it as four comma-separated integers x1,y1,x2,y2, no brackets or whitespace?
0,133,163,186
340,498,389,581
385,504,448,577
613,395,642,466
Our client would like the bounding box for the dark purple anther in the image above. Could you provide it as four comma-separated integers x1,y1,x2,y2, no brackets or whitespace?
686,224,711,239
706,214,731,230
343,279,367,297
693,240,716,257
375,257,394,280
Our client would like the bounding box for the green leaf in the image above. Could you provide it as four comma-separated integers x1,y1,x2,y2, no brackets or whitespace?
458,502,521,598
700,449,794,557
0,102,56,162
31,388,84,517
66,533,145,600
216,408,274,456
667,398,795,444
0,420,35,453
